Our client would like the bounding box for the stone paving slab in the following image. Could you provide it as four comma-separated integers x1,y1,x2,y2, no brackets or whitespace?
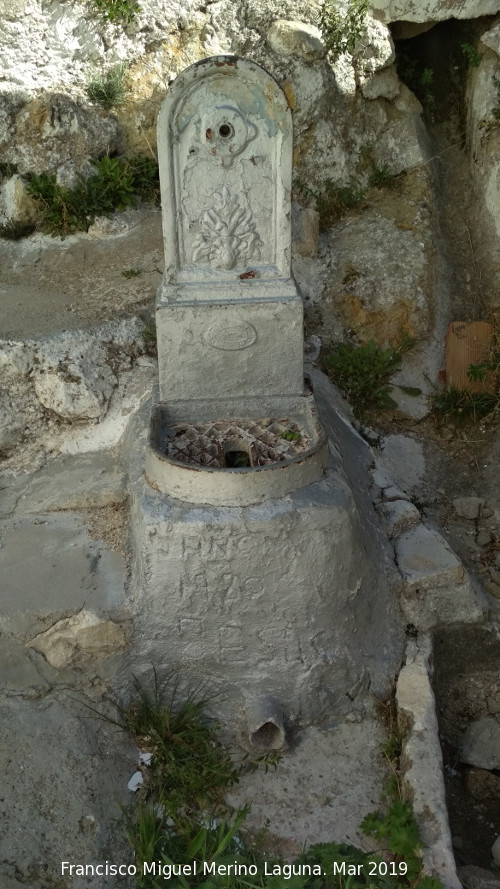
1,451,126,518
395,523,485,630
0,689,136,889
0,512,126,636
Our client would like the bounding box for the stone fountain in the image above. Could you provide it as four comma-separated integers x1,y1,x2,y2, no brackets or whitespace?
129,56,403,750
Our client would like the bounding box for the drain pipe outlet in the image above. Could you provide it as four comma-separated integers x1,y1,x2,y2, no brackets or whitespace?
246,695,286,753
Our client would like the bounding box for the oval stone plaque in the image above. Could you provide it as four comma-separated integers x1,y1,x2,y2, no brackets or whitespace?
203,321,257,351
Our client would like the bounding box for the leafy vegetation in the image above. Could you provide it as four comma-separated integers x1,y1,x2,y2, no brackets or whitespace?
118,673,443,889
368,165,399,190
460,42,483,69
322,338,414,418
87,62,128,109
431,385,498,425
397,54,435,109
26,155,159,235
88,0,141,24
296,177,366,229
318,0,369,60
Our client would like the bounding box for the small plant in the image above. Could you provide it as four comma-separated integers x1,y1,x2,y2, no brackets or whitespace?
297,177,366,229
432,321,499,425
26,155,160,235
127,155,160,203
122,267,142,278
461,42,483,68
323,338,413,418
87,62,128,109
431,385,498,425
88,0,141,24
280,429,301,441
118,672,444,889
319,0,369,60
397,54,435,109
368,164,397,189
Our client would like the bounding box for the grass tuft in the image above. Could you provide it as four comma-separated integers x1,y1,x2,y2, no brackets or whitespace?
87,62,128,109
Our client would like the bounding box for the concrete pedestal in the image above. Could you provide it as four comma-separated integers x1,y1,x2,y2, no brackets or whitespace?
126,385,404,748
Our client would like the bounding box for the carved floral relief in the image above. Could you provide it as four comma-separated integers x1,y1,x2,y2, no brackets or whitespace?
192,185,262,270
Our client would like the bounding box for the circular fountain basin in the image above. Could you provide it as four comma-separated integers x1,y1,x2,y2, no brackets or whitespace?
145,389,327,507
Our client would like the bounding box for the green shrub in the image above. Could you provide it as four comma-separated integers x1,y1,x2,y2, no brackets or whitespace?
460,42,483,68
319,0,369,60
88,0,141,24
323,338,412,417
87,62,128,109
26,155,160,235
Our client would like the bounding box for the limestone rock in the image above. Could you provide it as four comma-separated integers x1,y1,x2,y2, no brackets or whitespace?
464,767,500,799
0,173,39,224
460,717,500,770
292,201,320,257
376,498,420,539
7,93,121,174
371,0,500,23
28,610,126,669
396,638,461,889
356,16,396,97
32,338,117,421
325,210,432,345
457,865,500,889
493,836,500,866
453,496,484,519
360,66,400,101
481,20,500,56
395,523,484,630
267,20,325,61
483,580,500,599
477,530,492,547
371,114,431,175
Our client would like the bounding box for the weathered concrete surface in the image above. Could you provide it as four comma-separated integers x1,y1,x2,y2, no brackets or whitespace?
396,638,461,889
0,512,126,636
127,373,404,735
0,688,136,889
377,434,426,495
4,450,127,516
227,706,390,854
